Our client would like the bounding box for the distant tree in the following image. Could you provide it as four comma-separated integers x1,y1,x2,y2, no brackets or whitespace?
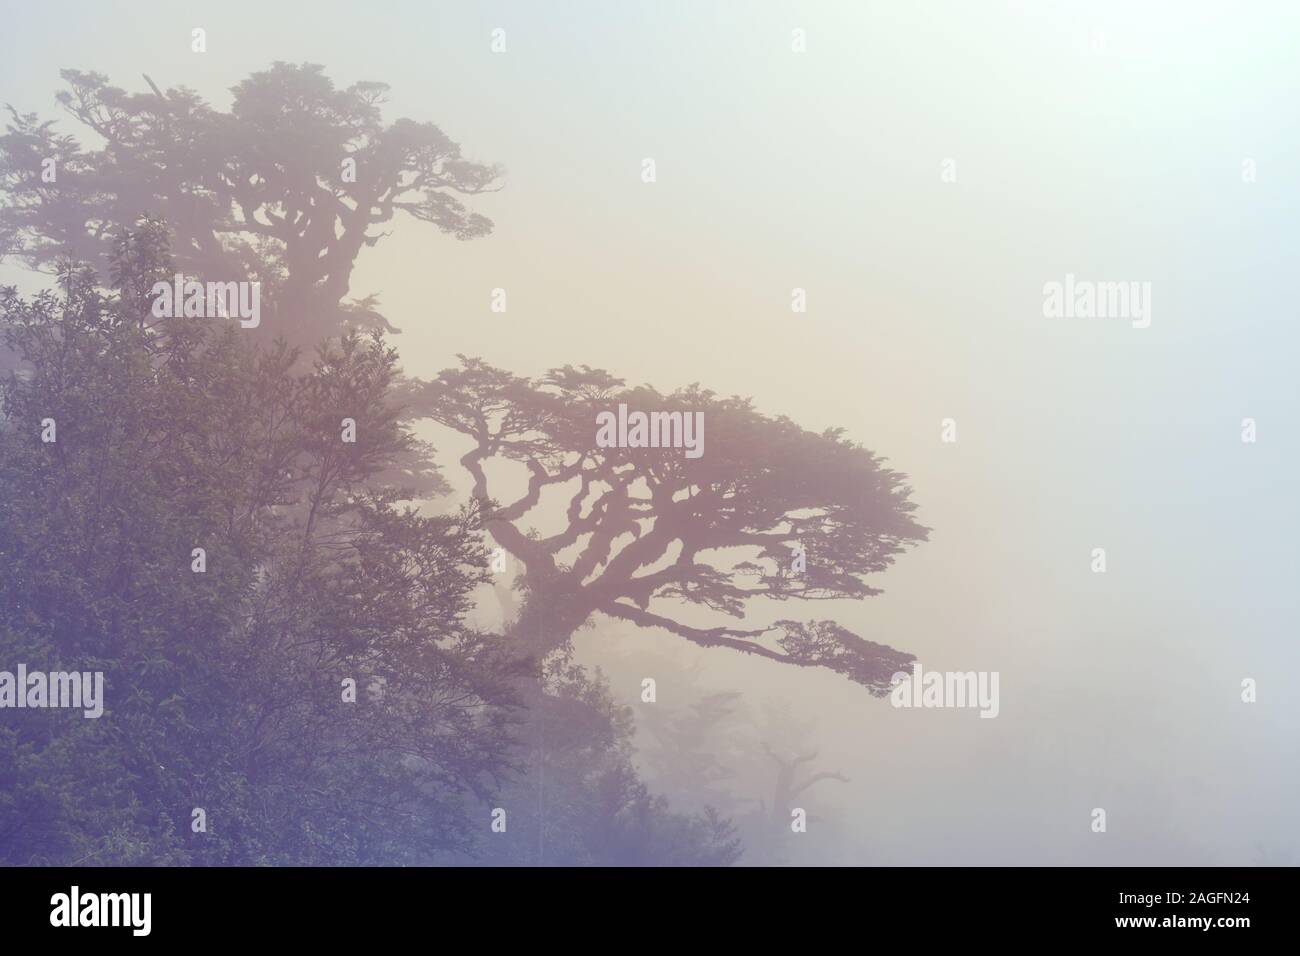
618,649,751,816
0,63,500,341
758,745,848,833
740,698,850,864
458,659,742,866
641,689,747,810
0,221,519,864
417,358,928,693
598,643,853,864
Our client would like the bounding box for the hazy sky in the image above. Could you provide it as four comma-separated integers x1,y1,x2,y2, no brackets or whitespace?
3,0,1296,863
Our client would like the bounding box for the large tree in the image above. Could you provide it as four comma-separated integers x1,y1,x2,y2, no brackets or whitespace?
0,62,500,340
418,358,928,694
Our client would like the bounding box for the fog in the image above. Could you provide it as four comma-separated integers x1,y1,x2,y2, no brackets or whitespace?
2,0,1296,864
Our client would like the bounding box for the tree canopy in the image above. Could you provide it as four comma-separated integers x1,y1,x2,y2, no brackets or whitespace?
418,357,928,694
0,62,500,340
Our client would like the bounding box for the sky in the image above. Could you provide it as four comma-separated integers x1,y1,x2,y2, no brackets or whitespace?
2,0,1297,863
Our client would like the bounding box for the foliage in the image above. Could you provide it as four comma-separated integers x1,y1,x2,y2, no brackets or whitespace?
418,357,928,692
0,222,519,864
0,63,500,340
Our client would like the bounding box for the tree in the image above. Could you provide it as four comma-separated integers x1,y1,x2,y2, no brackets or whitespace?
0,222,520,864
455,658,743,866
641,689,747,812
417,358,928,693
0,63,500,341
597,643,852,864
615,647,752,817
745,698,850,865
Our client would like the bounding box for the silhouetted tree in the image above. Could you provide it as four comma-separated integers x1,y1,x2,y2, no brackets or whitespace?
418,358,928,692
0,63,500,340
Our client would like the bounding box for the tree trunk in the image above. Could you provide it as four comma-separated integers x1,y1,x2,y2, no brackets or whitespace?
508,596,594,666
